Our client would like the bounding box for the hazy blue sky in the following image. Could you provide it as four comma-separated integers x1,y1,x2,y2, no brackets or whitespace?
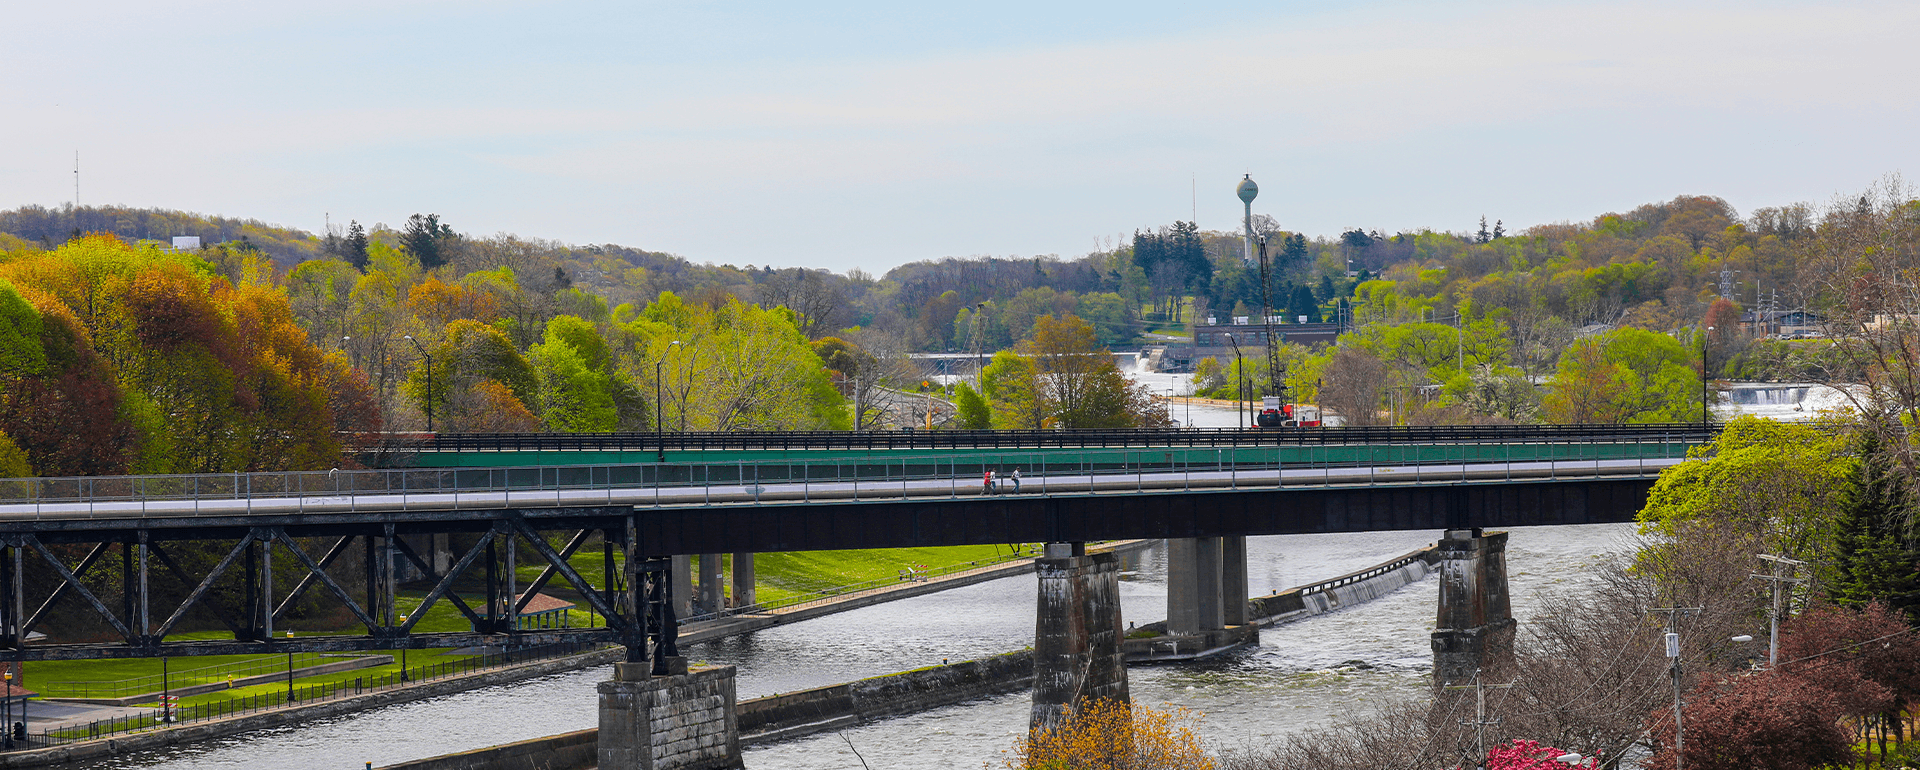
5,1,1915,274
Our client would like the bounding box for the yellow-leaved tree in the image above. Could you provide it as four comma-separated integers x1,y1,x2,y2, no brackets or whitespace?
1000,700,1213,770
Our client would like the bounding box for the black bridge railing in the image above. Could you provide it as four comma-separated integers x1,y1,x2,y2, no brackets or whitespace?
419,423,1723,453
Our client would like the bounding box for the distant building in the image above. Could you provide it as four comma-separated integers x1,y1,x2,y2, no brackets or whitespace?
170,236,201,250
1743,310,1826,337
1161,317,1343,371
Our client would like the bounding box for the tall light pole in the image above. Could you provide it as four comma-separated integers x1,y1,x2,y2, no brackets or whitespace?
403,335,433,433
1224,332,1245,429
1701,326,1714,429
971,302,988,389
655,341,683,462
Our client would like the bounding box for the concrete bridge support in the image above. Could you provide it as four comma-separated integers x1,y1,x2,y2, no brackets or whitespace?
1031,542,1129,735
1221,536,1249,626
1431,528,1515,688
730,553,755,608
1166,537,1223,636
672,556,693,618
698,554,724,615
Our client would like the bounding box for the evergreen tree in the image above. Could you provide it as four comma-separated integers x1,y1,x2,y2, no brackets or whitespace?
1832,438,1920,619
1287,284,1321,322
402,213,457,269
345,220,370,269
1492,219,1507,239
1476,216,1491,244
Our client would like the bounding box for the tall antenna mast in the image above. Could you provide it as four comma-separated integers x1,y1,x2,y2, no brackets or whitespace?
73,151,80,210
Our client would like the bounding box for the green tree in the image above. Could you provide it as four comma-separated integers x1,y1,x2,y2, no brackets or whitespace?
1543,328,1702,424
1638,416,1856,592
1830,436,1920,618
401,213,457,270
529,316,626,432
952,380,990,429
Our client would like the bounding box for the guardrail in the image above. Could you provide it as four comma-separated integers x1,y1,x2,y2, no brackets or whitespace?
0,433,1702,519
1294,549,1435,599
419,423,1720,453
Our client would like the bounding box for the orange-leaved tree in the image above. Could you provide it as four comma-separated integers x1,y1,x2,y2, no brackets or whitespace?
1001,699,1213,770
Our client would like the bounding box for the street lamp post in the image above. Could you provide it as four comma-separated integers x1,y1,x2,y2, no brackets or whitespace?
1224,332,1245,429
971,302,988,389
654,341,683,462
4,666,12,748
403,335,433,433
286,630,296,703
398,613,410,681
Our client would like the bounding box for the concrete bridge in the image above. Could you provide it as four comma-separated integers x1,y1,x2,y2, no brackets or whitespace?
0,425,1708,768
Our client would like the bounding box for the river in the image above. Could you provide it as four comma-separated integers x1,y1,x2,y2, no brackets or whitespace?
69,523,1639,769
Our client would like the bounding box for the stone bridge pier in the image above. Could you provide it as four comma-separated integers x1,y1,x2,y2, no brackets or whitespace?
1430,528,1515,688
1030,542,1129,734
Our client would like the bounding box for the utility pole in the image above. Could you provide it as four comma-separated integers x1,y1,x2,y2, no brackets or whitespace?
1444,673,1514,770
1753,554,1807,667
1653,607,1702,770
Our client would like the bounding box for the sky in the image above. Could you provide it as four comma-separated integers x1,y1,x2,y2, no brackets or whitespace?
4,1,1917,275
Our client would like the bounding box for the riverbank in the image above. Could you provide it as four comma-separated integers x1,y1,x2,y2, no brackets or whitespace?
0,543,1152,768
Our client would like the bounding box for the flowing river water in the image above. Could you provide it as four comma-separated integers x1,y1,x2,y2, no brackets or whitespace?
68,523,1639,770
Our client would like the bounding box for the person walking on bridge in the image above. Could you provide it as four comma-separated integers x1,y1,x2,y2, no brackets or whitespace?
1011,468,1021,493
983,469,994,495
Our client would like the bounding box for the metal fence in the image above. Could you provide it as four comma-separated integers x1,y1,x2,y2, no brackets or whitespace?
27,640,604,749
43,652,335,700
422,423,1720,453
0,432,1705,519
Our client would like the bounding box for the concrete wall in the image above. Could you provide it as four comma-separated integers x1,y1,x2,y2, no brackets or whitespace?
739,651,1033,743
377,729,597,770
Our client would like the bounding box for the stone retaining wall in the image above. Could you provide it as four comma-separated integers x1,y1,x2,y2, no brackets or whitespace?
374,728,597,770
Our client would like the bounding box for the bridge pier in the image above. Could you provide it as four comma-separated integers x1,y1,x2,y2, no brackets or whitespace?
697,554,724,615
1031,542,1128,735
1431,528,1515,688
1166,537,1222,636
731,553,755,608
1220,536,1248,626
671,555,692,617
598,661,744,769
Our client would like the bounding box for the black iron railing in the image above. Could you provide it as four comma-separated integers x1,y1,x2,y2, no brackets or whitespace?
420,423,1721,453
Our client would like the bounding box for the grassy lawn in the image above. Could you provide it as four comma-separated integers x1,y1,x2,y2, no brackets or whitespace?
751,544,1036,602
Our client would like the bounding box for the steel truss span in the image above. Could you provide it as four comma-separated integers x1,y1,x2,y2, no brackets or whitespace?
0,509,681,663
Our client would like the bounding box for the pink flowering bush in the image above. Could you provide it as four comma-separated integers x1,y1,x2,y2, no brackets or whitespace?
1481,739,1599,770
